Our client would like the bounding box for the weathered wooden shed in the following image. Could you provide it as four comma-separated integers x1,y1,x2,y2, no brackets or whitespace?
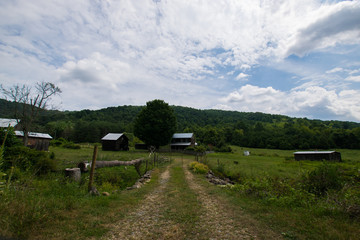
294,151,341,161
15,131,53,151
101,133,129,151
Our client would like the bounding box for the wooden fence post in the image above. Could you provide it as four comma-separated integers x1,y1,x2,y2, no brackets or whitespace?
88,145,98,192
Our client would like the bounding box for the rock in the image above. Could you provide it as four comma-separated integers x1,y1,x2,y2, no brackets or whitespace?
89,186,100,196
206,170,234,186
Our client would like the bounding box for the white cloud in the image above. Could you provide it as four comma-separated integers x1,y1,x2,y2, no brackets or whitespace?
219,84,360,121
0,0,360,121
345,75,360,82
326,67,344,74
235,73,249,81
285,1,360,56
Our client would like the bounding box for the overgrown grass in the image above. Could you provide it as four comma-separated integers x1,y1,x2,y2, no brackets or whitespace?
0,144,171,239
204,146,360,239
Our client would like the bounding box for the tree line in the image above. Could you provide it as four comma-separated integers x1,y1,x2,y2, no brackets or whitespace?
1,98,360,150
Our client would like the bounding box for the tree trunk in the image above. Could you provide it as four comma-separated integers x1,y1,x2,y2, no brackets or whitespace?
65,168,81,182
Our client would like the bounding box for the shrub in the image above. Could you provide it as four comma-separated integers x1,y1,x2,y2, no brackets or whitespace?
62,142,81,149
3,146,57,174
189,161,209,174
302,162,343,196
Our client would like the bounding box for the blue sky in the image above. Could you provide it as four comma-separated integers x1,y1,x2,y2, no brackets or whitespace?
1,0,360,121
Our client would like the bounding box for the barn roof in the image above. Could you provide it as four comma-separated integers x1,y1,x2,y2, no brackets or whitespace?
101,133,125,141
170,142,192,146
15,131,53,139
0,118,18,128
294,151,337,155
172,133,194,139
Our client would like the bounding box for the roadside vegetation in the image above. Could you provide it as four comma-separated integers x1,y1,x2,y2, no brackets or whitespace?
0,129,169,239
199,146,360,239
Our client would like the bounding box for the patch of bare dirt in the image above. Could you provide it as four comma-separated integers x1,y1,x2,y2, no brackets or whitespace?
103,165,184,240
183,160,281,240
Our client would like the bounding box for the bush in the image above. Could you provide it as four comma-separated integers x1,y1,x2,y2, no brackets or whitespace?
3,146,57,174
302,162,343,196
214,145,232,153
51,138,81,149
189,161,209,174
62,142,81,149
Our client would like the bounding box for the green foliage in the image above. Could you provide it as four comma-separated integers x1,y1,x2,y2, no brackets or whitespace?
134,99,177,148
3,146,57,175
302,162,343,196
2,98,360,149
0,128,22,149
50,138,81,149
189,161,209,174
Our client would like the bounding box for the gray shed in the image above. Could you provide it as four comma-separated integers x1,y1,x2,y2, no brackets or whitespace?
15,131,53,151
294,151,341,161
170,133,196,150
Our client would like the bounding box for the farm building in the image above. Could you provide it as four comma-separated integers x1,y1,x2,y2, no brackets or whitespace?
0,118,19,128
15,131,53,151
170,133,196,150
294,151,341,161
101,133,129,151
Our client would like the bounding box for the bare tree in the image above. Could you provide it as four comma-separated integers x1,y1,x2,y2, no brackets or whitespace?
0,82,61,146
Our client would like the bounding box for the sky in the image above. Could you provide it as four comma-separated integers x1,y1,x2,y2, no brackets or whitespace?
1,0,360,122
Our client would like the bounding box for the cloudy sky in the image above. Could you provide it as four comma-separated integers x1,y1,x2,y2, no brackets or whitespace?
1,0,360,121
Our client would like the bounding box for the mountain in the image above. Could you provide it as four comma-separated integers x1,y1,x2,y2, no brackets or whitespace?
1,98,360,149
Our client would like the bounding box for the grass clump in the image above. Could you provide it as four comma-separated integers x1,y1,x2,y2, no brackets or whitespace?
189,161,209,174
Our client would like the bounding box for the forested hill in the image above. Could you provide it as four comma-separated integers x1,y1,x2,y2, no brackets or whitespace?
1,98,360,149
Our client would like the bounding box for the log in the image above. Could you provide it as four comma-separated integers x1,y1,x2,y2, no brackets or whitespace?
78,158,144,172
65,168,81,182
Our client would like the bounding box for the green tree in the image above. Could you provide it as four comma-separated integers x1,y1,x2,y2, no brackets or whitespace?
134,99,177,148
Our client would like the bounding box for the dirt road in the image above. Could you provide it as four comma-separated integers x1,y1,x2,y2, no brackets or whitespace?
103,158,281,240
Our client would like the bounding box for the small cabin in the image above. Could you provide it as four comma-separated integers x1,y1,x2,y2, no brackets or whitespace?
170,133,196,150
0,118,19,129
15,131,53,151
294,151,341,162
101,133,129,151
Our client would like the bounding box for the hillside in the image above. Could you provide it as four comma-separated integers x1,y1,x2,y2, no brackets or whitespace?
1,98,360,149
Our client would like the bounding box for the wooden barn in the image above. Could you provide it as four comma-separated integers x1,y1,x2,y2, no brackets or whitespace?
170,133,196,150
15,131,53,151
294,151,341,161
101,133,129,151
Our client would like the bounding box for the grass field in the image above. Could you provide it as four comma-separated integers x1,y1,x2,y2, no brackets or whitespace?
1,144,359,239
203,146,360,239
206,146,360,179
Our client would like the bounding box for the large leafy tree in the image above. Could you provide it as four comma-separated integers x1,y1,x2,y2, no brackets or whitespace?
134,99,177,148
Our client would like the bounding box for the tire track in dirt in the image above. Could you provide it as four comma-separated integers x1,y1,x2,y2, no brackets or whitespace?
103,165,184,240
183,160,281,240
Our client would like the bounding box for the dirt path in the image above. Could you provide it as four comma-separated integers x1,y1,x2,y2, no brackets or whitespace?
182,160,280,239
103,158,280,240
103,165,184,240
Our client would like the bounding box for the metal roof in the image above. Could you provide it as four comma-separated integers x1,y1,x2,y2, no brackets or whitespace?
294,151,337,155
172,133,194,139
0,118,18,128
101,133,124,141
15,131,53,139
170,142,192,146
